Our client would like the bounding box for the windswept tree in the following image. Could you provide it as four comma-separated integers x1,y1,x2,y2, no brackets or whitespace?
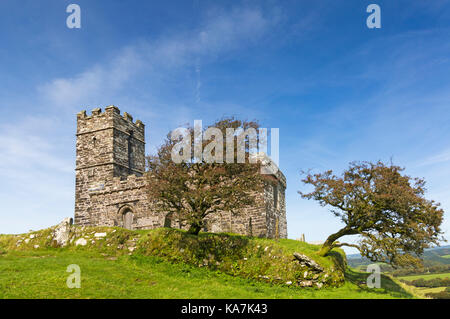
146,117,266,235
299,161,445,267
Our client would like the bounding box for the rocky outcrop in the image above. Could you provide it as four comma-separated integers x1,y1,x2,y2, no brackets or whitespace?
293,252,324,272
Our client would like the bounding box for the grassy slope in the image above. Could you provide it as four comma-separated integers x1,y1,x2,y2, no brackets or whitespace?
0,227,416,299
414,287,447,295
396,271,450,299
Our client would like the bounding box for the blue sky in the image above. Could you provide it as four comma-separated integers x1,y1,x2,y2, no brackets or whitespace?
0,1,449,253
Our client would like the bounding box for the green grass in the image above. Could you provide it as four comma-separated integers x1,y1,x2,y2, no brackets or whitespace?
398,272,450,281
0,226,418,299
441,255,450,259
415,287,447,294
0,249,414,299
135,228,347,286
396,272,450,299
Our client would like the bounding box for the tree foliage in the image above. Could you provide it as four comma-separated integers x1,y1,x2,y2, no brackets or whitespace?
146,117,265,235
401,277,450,288
299,161,445,267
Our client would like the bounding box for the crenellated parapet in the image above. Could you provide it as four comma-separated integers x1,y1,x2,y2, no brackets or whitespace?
77,106,145,136
253,152,287,189
75,105,146,177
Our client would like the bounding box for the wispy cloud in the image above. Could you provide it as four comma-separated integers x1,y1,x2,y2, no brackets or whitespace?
38,7,277,112
0,116,74,233
415,150,450,167
0,5,283,233
0,117,73,176
38,46,143,109
281,27,450,249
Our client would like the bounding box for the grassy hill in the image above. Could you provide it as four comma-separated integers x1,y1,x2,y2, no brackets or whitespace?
398,273,450,281
348,246,450,269
0,225,417,299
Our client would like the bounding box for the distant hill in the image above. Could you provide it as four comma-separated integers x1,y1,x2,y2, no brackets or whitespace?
348,245,450,269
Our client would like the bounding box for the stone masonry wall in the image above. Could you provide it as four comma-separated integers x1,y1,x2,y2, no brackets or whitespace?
81,175,160,229
74,106,287,238
75,106,147,227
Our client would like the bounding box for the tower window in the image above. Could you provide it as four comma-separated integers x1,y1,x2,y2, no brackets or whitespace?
273,184,278,210
127,130,134,173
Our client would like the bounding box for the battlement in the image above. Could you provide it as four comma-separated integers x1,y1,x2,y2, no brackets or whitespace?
77,105,144,129
75,104,146,181
252,152,287,188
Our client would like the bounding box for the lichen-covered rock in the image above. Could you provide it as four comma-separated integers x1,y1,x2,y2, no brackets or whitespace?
52,218,73,247
94,232,107,238
75,238,87,246
299,280,313,287
293,252,324,272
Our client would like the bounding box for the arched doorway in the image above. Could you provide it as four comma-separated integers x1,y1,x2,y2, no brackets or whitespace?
118,205,135,230
123,210,134,230
164,213,172,228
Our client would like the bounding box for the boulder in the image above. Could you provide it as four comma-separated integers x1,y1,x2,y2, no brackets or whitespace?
293,252,324,273
75,238,87,246
299,280,313,287
52,218,73,247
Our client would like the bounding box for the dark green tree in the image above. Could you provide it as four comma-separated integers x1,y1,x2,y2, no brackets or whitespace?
146,117,264,235
299,161,445,267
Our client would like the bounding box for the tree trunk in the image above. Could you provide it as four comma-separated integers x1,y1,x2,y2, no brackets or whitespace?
187,223,202,235
318,239,335,257
318,227,358,257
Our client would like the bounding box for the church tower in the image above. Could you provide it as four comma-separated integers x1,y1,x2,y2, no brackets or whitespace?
74,106,145,226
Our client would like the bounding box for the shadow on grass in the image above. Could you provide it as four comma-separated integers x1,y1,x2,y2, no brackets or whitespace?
345,268,415,298
328,250,347,272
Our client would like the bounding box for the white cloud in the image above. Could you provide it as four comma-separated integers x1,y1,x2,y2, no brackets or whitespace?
38,7,276,112
416,150,450,167
0,117,73,175
0,6,282,234
0,117,74,234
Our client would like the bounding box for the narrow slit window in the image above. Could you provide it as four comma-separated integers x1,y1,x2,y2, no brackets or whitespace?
273,184,278,210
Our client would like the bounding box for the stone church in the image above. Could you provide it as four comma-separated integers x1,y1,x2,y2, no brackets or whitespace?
74,106,287,238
